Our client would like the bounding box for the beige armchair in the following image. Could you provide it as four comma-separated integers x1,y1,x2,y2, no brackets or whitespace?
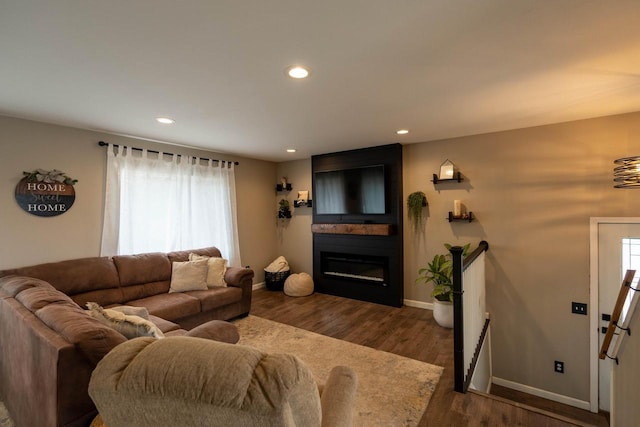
88,336,357,427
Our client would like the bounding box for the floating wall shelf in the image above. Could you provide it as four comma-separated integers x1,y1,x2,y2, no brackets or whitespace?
293,200,313,208
276,183,292,192
448,211,474,222
432,173,463,184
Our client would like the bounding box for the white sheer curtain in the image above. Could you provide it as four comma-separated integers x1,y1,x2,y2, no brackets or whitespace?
100,144,241,267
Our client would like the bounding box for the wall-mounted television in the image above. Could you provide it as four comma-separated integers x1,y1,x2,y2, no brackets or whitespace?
314,165,386,215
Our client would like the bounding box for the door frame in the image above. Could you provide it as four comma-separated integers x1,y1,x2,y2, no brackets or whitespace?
589,217,640,413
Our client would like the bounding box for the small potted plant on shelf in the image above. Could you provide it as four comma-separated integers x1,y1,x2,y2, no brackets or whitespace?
407,191,427,231
416,243,470,328
278,198,291,218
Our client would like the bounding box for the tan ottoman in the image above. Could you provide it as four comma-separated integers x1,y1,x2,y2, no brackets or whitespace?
284,272,314,297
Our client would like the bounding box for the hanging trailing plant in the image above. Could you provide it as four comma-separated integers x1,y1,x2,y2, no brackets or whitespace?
407,191,426,231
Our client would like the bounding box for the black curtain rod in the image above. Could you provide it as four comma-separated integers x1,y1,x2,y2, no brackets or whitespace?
97,141,239,165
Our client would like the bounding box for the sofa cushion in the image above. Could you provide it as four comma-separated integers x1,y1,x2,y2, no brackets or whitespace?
86,302,164,339
148,314,182,333
120,280,171,302
169,259,209,293
36,301,126,365
0,275,55,298
187,287,243,312
127,293,201,321
5,257,120,297
16,284,77,311
112,252,172,286
167,247,222,263
70,287,125,309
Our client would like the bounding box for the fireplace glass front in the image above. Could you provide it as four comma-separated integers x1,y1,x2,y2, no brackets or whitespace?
320,252,388,287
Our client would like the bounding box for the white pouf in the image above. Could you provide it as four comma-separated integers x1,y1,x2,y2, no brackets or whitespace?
284,272,314,297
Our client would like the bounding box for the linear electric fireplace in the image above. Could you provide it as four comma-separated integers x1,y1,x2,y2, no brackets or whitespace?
321,252,389,287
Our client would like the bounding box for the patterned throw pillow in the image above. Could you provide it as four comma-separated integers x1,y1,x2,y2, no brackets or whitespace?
86,302,164,339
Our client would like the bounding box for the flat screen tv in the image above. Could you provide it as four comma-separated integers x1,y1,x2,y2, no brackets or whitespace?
314,165,386,215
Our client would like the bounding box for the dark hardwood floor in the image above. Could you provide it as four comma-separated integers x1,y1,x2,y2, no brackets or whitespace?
250,288,608,426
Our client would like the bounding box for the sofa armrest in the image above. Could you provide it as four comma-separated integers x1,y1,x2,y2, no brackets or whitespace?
320,365,358,427
185,320,240,344
224,266,254,288
224,267,254,315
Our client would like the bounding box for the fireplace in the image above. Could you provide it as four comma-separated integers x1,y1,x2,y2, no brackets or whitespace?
312,144,403,307
321,252,389,287
313,232,403,307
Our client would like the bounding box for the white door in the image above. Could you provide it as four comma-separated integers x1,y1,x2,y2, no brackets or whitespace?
590,218,640,414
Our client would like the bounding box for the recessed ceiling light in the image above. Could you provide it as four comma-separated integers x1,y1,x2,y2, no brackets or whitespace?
156,117,175,124
286,148,297,153
396,129,409,135
286,66,311,79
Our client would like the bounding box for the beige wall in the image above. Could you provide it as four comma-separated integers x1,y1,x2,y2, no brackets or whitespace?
275,159,313,274
0,115,277,282
272,112,640,403
403,112,640,402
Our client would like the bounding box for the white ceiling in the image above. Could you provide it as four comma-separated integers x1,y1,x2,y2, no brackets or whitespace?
2,1,640,162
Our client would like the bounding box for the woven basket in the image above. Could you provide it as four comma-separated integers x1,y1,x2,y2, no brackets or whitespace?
264,270,290,291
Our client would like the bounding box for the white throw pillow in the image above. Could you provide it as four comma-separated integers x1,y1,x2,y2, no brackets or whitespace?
189,253,228,288
86,302,164,339
169,259,209,293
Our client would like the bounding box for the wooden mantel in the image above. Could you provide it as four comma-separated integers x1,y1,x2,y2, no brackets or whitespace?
311,223,395,236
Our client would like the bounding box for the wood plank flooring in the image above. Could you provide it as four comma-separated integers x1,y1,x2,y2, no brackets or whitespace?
250,289,608,426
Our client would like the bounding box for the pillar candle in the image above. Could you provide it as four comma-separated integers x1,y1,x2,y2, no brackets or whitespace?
453,200,461,217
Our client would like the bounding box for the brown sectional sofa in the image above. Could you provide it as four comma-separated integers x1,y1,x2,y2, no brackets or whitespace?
0,247,254,427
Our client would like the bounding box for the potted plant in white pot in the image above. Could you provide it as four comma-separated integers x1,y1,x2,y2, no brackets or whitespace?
416,243,470,328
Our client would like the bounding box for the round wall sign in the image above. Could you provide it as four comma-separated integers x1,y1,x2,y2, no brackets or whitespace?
15,169,77,217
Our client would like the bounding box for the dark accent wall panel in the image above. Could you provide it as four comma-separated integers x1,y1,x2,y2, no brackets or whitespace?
312,144,403,307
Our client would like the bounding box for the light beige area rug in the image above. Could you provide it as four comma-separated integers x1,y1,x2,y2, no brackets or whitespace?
234,315,443,427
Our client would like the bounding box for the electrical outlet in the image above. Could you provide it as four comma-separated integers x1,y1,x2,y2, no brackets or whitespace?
572,302,587,315
554,361,564,373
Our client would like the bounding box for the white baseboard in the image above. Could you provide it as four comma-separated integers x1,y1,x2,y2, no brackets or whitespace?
403,299,432,310
491,377,591,411
252,282,265,291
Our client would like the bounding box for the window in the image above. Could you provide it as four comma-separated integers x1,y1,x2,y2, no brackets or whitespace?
620,238,640,321
100,144,241,266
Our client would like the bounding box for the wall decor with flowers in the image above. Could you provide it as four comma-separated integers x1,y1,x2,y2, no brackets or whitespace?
14,169,78,217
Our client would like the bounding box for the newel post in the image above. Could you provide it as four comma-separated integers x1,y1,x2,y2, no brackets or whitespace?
450,245,465,393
